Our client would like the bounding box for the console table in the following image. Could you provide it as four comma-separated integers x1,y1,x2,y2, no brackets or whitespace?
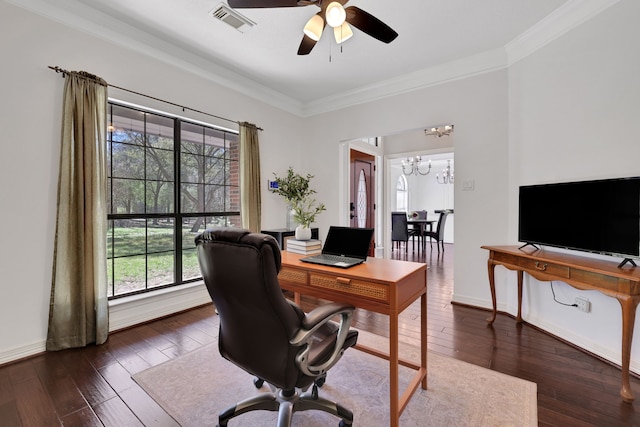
482,245,640,402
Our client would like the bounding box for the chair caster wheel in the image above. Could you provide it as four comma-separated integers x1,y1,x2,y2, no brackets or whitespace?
338,420,351,427
254,377,264,388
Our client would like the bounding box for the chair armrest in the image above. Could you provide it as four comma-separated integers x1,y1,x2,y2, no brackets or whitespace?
290,302,355,377
300,302,354,332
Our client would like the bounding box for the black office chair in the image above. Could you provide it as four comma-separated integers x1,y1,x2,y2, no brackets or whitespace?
423,210,451,253
195,228,358,427
391,211,410,253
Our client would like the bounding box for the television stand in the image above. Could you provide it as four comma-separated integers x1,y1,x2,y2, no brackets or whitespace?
619,258,638,268
517,242,539,251
482,245,640,403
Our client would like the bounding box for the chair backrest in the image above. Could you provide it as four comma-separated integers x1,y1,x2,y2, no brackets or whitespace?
195,228,305,390
391,212,409,241
435,210,451,239
417,210,428,219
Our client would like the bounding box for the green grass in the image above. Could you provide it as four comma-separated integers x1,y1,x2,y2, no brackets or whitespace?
107,224,203,295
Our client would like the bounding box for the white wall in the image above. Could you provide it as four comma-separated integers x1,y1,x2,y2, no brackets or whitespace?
300,69,510,319
0,1,302,362
2,0,639,376
506,0,640,370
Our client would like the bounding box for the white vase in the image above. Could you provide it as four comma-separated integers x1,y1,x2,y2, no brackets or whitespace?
295,225,312,241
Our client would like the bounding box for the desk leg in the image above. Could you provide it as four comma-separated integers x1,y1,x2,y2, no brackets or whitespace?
516,270,524,323
421,292,428,389
390,311,399,427
294,291,301,306
616,295,640,403
487,260,497,324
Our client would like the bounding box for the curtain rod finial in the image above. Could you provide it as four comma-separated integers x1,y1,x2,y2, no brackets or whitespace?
48,65,67,77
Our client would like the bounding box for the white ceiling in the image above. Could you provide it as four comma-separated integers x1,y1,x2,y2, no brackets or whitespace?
19,0,580,115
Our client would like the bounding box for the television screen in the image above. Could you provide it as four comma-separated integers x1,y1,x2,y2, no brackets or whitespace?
518,177,640,258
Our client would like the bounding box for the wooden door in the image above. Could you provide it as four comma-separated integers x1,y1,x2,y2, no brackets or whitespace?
350,150,375,255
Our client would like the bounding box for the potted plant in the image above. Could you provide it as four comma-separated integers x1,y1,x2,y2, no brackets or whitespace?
291,196,326,240
272,167,325,239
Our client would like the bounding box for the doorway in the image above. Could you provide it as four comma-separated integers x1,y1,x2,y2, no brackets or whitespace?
350,149,375,256
385,150,455,259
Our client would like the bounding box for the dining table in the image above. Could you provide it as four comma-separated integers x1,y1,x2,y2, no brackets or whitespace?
407,218,436,252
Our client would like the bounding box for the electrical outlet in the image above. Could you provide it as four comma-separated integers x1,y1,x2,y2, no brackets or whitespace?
575,297,591,313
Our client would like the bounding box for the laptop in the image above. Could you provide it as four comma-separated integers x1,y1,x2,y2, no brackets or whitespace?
300,226,374,268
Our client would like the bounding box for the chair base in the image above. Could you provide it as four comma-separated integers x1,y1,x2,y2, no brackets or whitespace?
217,386,353,427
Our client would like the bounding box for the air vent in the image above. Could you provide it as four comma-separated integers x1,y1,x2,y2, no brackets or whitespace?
210,3,256,33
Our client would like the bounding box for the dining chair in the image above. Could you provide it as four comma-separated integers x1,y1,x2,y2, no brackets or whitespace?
423,210,451,253
391,211,410,253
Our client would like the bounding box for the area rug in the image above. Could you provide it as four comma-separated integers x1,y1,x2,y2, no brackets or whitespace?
133,324,537,426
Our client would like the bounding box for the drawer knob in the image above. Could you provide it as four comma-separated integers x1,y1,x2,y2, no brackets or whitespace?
336,277,351,285
534,262,547,271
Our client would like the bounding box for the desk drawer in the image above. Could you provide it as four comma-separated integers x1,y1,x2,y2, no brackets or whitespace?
309,272,389,303
517,258,569,278
279,267,307,285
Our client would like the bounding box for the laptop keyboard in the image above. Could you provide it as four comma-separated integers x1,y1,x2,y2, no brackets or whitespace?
314,254,362,263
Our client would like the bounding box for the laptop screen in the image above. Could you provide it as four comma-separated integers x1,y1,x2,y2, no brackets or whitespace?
322,226,374,259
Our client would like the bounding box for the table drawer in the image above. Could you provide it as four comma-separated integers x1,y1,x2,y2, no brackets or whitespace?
309,272,389,303
517,258,569,278
279,267,307,285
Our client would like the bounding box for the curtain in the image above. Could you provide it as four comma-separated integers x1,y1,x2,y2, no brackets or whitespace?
239,122,261,233
47,71,109,351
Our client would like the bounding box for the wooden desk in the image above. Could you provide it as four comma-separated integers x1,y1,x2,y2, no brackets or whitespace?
482,245,640,403
278,251,428,427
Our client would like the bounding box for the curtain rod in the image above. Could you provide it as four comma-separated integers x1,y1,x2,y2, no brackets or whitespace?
48,66,263,131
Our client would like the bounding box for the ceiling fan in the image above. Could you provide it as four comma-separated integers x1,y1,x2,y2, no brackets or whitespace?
227,0,398,55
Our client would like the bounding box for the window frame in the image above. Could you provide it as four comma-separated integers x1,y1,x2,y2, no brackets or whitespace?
106,101,240,299
396,174,408,212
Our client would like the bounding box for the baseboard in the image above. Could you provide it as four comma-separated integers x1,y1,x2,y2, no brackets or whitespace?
108,281,212,332
0,340,46,365
451,293,640,375
0,282,212,366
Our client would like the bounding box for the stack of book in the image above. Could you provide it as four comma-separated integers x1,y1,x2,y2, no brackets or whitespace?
285,238,322,255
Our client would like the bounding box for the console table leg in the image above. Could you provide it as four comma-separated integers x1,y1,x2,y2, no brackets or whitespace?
487,260,497,324
616,295,640,403
516,270,524,323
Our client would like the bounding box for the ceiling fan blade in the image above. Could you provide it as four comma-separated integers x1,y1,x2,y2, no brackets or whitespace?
297,34,318,55
345,6,398,44
228,0,311,8
228,0,299,9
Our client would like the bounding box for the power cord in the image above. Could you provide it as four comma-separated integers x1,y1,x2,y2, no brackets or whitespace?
550,281,578,307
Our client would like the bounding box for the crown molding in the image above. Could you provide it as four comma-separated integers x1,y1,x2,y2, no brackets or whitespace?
301,48,508,117
8,0,621,117
7,0,304,116
505,0,621,66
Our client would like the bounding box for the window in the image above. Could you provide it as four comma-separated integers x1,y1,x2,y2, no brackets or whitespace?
106,102,240,298
396,175,408,211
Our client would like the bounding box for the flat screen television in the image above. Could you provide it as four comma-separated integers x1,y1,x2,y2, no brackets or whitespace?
518,177,640,265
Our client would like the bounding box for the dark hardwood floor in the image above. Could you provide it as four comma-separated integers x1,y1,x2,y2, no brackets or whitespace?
2,243,640,426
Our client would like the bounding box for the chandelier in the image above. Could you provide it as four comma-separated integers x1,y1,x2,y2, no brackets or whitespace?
437,160,454,184
425,124,454,138
402,156,431,176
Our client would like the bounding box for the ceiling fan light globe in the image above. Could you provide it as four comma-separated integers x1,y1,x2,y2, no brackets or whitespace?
334,22,353,43
303,14,324,41
325,1,346,27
